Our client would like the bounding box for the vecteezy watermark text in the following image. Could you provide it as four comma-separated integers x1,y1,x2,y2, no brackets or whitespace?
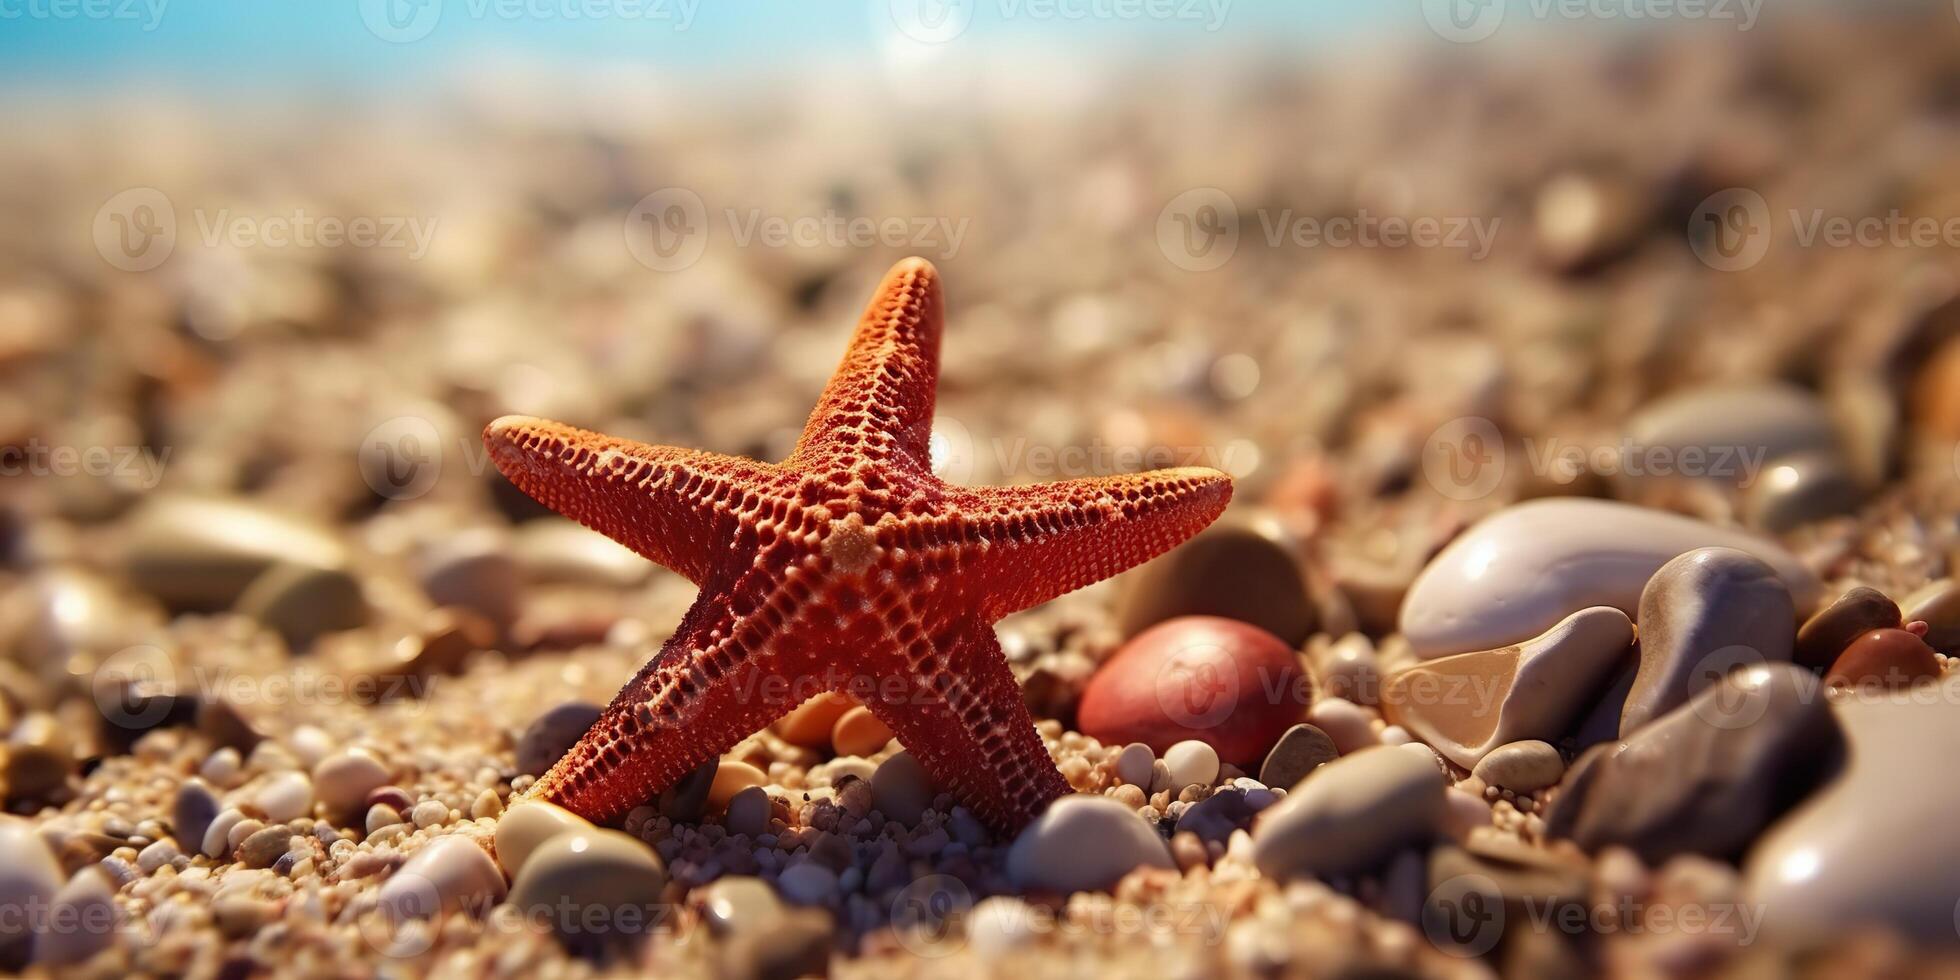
1422,0,1762,44
624,188,969,272
1421,417,1774,501
0,439,169,489
94,188,439,272
359,0,699,43
1156,187,1500,272
1690,187,1960,272
0,0,167,29
887,0,1230,44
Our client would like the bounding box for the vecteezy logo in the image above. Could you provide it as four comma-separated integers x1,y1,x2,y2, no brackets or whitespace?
1156,188,1240,272
1422,0,1505,43
360,0,443,43
888,0,974,43
890,874,973,956
1422,873,1504,957
93,187,177,272
360,415,444,500
1422,416,1506,501
1690,188,1772,272
625,188,709,272
92,645,180,731
1688,649,1772,729
1155,641,1238,730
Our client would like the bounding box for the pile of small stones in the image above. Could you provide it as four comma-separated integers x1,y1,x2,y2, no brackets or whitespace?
5,11,1960,979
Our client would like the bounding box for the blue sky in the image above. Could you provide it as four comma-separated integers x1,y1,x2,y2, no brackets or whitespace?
0,1,1399,92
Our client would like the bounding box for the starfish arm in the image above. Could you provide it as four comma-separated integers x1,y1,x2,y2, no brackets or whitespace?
789,257,944,474
484,415,789,587
856,617,1070,832
528,574,819,823
943,467,1234,618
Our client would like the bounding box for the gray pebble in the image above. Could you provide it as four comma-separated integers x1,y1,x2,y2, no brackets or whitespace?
1623,547,1795,736
516,701,602,777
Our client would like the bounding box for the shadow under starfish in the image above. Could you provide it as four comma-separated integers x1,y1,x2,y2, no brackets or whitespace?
484,257,1233,832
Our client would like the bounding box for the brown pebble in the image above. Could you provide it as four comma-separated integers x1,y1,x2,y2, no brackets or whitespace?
1826,629,1941,690
237,826,296,869
775,693,853,749
1795,587,1901,670
829,706,893,757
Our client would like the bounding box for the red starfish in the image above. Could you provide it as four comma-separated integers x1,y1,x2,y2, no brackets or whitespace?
484,258,1233,831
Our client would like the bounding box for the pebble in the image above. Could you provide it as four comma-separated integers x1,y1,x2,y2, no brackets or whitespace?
1162,740,1220,792
255,771,315,823
1424,840,1589,956
1115,511,1316,646
657,758,718,823
1470,740,1564,793
1257,723,1339,789
1114,742,1155,787
313,750,391,821
1175,787,1258,845
871,752,935,826
237,826,297,870
776,862,838,905
492,799,592,877
1794,586,1900,670
717,907,832,980
171,776,219,854
137,837,182,874
774,693,853,748
1743,451,1862,533
515,701,602,777
829,706,893,757
1623,382,1839,483
1078,616,1310,766
120,495,350,611
201,807,246,859
418,529,522,630
696,875,784,936
1746,671,1960,943
410,800,450,829
378,836,507,921
36,868,115,966
1546,663,1840,864
1250,746,1446,880
1901,579,1960,652
1382,606,1633,769
1006,794,1175,893
1304,697,1378,755
709,760,768,810
1312,633,1381,706
1399,499,1819,659
200,747,243,785
197,697,266,751
235,560,368,650
0,817,63,962
507,829,668,953
966,895,1040,958
1825,628,1941,689
1622,547,1796,736
511,518,651,587
1440,788,1492,840
5,713,74,802
367,804,403,836
724,786,771,838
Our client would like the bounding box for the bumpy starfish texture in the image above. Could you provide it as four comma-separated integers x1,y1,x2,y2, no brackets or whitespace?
485,258,1233,831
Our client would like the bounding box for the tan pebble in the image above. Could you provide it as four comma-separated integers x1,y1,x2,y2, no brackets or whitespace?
829,706,893,757
366,804,403,836
775,693,854,748
470,789,503,819
709,760,767,809
492,800,592,877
